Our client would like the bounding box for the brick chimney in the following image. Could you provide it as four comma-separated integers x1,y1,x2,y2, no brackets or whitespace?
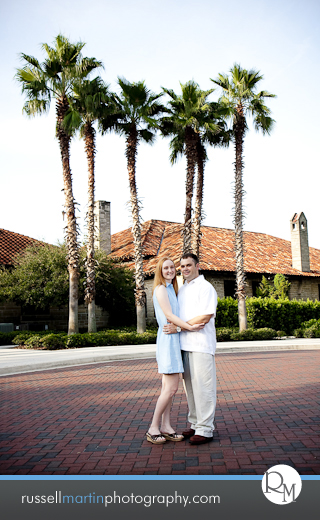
94,201,111,254
290,212,310,272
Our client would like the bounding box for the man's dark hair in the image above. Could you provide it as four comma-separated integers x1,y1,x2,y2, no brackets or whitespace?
180,252,199,265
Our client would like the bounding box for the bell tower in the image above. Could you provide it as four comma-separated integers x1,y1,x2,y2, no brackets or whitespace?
290,212,310,272
94,201,111,254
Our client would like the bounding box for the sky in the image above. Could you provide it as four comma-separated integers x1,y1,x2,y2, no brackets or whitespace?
1,0,320,250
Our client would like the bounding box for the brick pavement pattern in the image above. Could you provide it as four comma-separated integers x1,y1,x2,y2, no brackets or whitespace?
0,350,319,475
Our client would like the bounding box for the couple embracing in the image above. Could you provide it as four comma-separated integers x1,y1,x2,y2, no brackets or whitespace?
147,253,218,446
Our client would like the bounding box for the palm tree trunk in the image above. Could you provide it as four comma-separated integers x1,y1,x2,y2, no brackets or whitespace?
192,140,205,259
234,107,247,331
126,126,146,333
184,127,197,254
56,95,79,335
84,122,97,333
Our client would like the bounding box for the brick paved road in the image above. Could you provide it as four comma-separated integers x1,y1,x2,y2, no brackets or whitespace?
0,350,319,475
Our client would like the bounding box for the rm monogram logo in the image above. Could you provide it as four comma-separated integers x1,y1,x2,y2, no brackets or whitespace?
262,464,302,505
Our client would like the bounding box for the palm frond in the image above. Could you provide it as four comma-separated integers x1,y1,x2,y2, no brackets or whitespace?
253,113,275,135
169,134,185,164
22,98,50,116
161,87,178,101
138,128,155,143
19,53,42,69
211,64,276,133
62,107,83,135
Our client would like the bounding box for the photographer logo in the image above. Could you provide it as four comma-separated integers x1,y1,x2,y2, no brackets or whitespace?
262,464,302,505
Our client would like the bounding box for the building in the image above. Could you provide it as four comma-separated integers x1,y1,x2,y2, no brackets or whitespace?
109,212,320,323
0,202,110,331
2,204,320,328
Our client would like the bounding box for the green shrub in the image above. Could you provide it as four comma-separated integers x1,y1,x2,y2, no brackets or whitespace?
11,332,35,345
0,331,21,346
66,334,95,349
216,328,235,342
13,330,66,346
65,330,157,349
292,318,320,338
246,298,320,334
300,319,319,329
216,298,238,328
24,335,43,348
230,328,276,341
22,333,67,349
303,326,320,338
40,333,67,350
216,297,320,334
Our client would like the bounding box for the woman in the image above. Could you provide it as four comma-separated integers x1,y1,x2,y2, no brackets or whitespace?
146,257,204,444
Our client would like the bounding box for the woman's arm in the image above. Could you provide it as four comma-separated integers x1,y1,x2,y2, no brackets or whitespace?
155,285,204,332
163,314,213,334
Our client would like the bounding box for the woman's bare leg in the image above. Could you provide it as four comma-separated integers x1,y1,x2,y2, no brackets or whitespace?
148,374,179,436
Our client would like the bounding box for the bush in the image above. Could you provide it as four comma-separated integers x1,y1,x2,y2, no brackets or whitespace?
0,244,136,326
13,330,66,346
22,333,67,349
216,328,235,342
246,298,320,334
24,335,43,349
230,328,276,341
0,331,21,346
293,319,320,338
40,333,67,350
65,330,158,349
303,326,320,338
300,319,319,329
216,298,238,328
216,296,320,334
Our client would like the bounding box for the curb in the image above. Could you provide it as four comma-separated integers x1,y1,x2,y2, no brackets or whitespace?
1,339,320,376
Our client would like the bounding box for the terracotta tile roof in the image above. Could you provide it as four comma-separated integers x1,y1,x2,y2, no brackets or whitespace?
110,220,320,278
0,228,45,266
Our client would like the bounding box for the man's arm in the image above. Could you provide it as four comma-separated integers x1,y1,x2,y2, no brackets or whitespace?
187,314,213,325
163,314,213,334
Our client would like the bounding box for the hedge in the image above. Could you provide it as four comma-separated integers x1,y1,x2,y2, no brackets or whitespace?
19,329,158,350
14,326,280,349
215,298,238,328
0,331,21,346
216,327,277,342
216,297,320,334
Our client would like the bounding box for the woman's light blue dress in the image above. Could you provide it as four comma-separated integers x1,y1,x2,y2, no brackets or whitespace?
153,283,184,374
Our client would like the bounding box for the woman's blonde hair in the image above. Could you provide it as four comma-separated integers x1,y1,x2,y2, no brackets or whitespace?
153,257,179,296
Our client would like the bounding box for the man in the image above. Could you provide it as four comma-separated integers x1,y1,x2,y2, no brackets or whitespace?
163,253,217,445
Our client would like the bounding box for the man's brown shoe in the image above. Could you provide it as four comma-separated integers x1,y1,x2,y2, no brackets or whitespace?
189,435,213,445
182,428,195,438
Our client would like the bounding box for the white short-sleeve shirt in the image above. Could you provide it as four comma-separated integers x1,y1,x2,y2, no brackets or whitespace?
178,274,218,355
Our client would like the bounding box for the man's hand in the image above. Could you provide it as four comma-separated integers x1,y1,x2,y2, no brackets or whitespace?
163,322,177,335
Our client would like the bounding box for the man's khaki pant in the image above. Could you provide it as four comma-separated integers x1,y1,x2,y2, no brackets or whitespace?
182,350,216,437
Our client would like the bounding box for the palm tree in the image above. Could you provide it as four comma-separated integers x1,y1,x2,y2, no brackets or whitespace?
63,76,110,333
192,112,231,258
211,64,276,331
161,81,229,255
15,34,102,334
101,78,165,333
